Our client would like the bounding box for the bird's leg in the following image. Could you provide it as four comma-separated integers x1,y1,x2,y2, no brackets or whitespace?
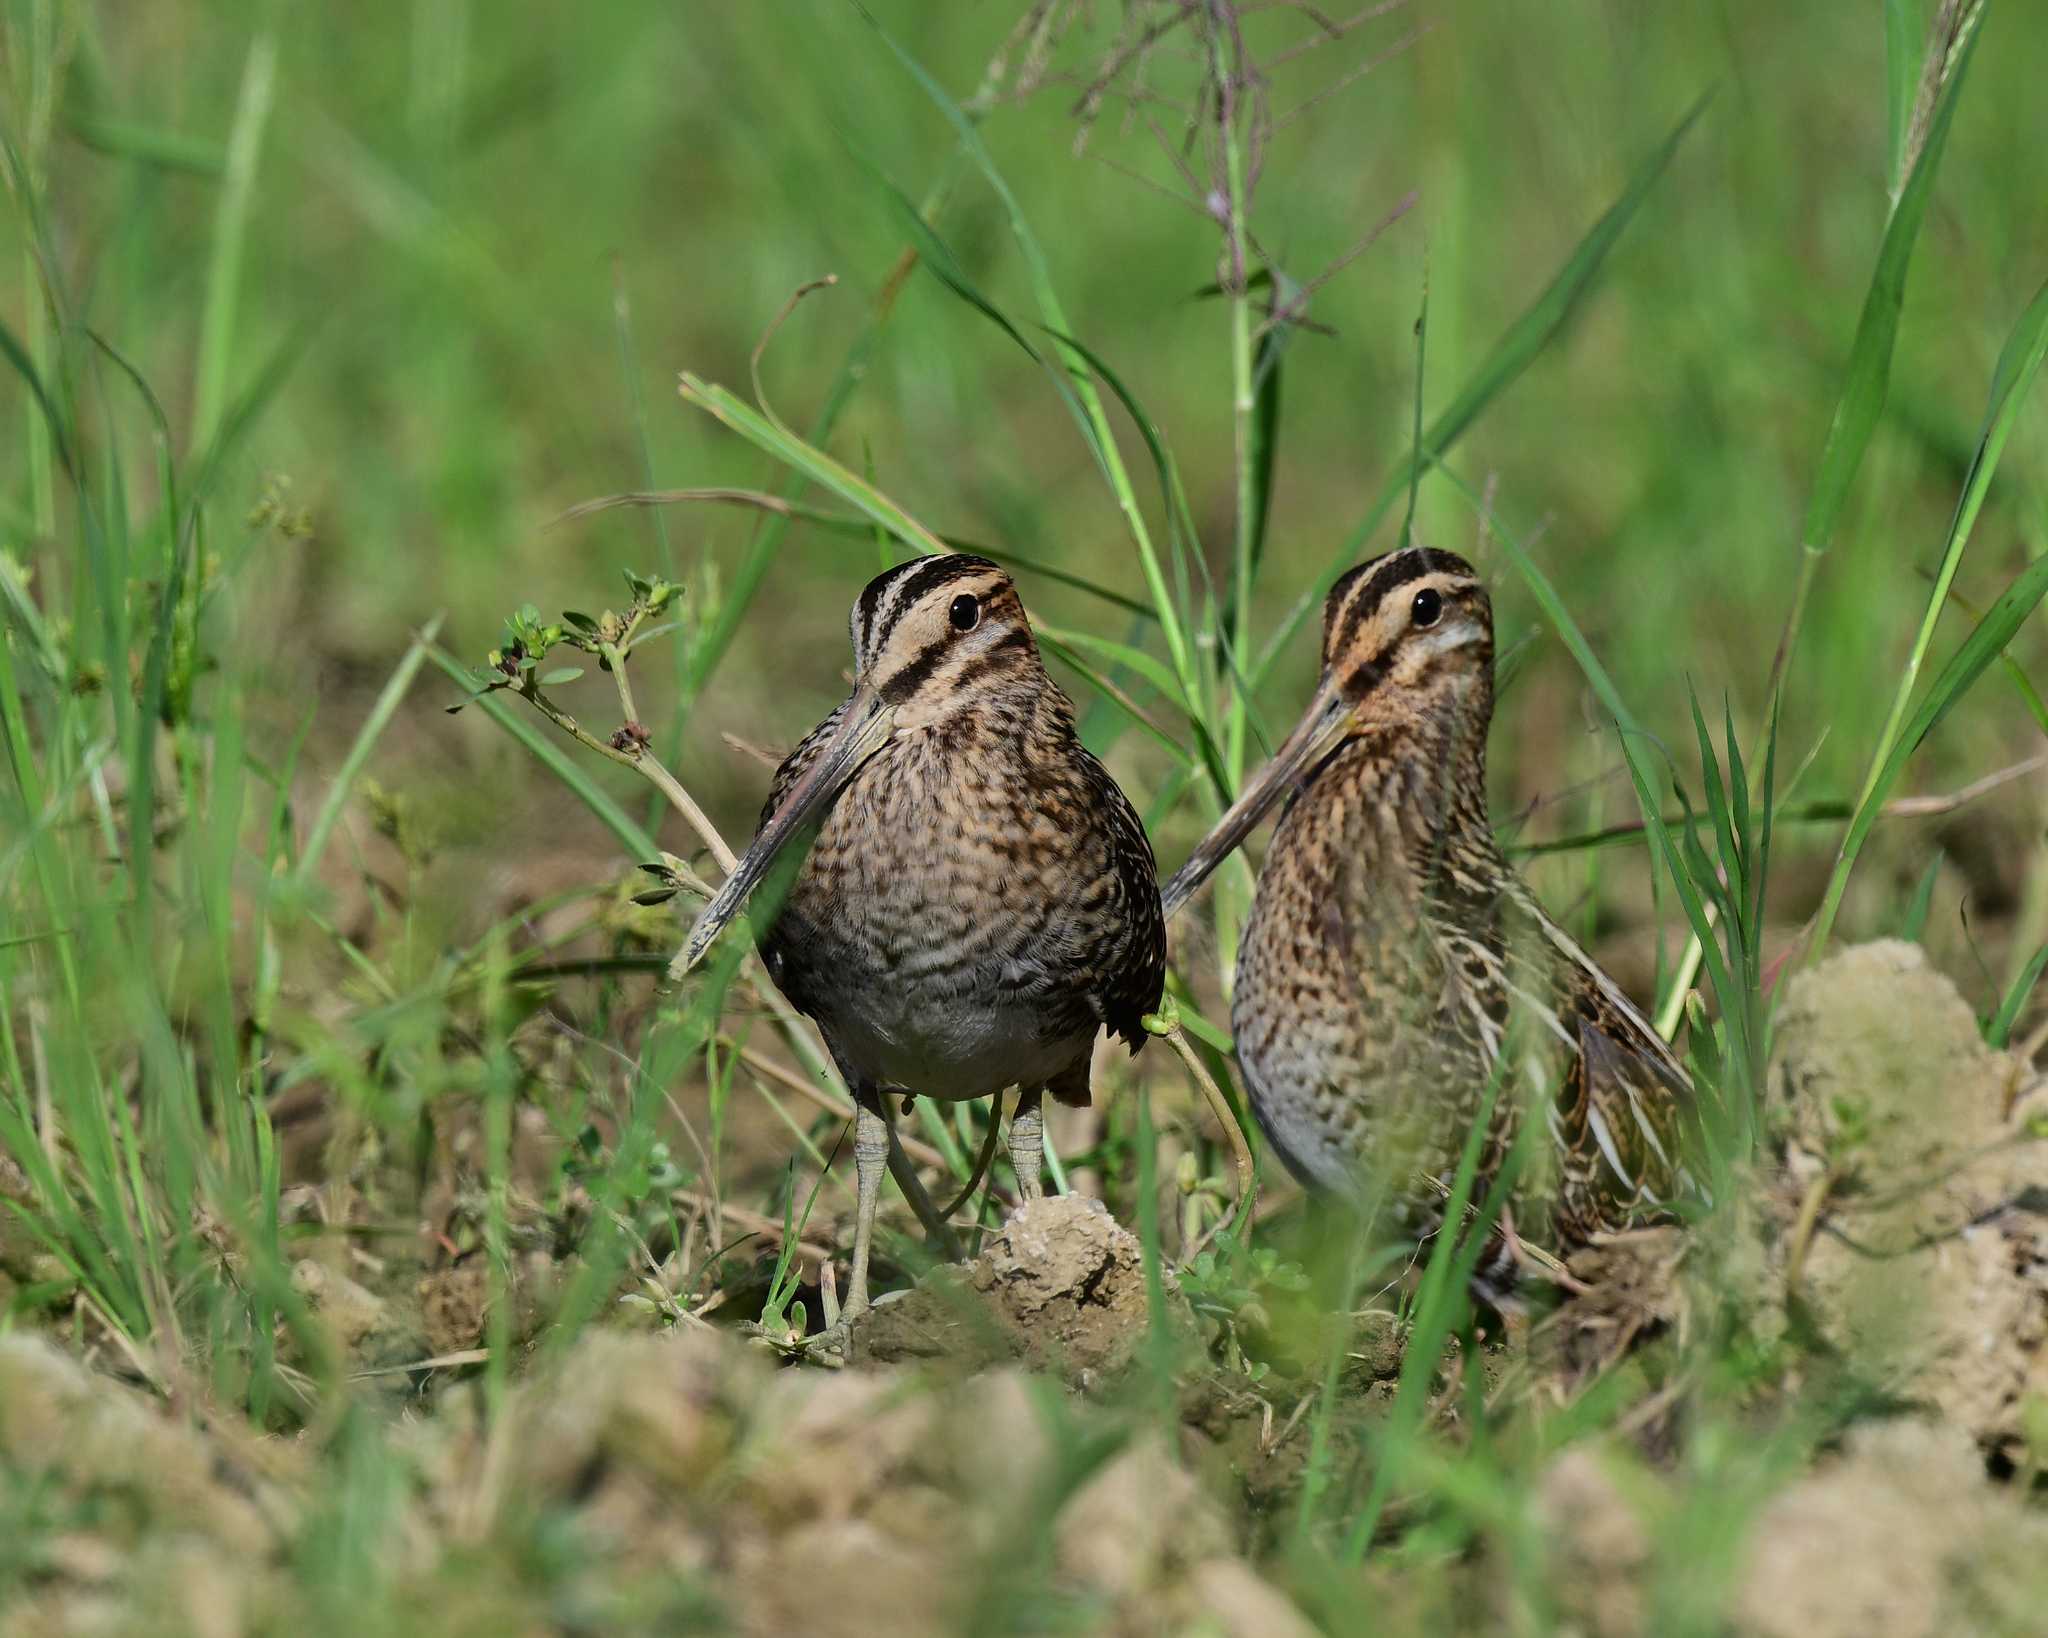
797,1088,890,1364
885,1114,963,1262
840,1088,891,1325
1008,1085,1047,1204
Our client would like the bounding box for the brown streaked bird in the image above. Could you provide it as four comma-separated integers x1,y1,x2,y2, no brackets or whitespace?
681,553,1166,1345
1162,546,1695,1277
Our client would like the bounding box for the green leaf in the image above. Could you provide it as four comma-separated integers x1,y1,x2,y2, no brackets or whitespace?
66,112,226,176
0,313,77,479
190,32,278,457
1246,295,1287,584
1818,550,2048,946
1035,622,1191,717
1033,632,1198,771
853,1,1203,737
1900,852,1943,942
539,667,585,686
294,619,445,890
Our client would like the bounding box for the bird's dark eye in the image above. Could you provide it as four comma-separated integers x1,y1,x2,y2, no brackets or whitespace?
1410,587,1443,628
949,593,980,632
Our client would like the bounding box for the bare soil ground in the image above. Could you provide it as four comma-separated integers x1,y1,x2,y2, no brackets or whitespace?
1,940,2042,1636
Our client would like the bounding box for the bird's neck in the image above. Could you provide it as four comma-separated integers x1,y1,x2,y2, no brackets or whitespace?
895,673,1062,755
1311,684,1499,884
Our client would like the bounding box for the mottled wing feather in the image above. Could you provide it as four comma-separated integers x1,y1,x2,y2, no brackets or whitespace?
1075,742,1167,1054
1514,886,1698,1238
1473,879,1699,1241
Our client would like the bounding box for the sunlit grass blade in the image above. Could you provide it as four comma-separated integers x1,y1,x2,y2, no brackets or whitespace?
870,171,1103,475
64,112,227,176
1812,550,2048,955
1884,0,1919,198
293,620,444,891
1257,90,1712,685
0,313,78,481
189,31,277,456
560,488,1158,621
1034,630,1206,773
1810,270,2048,956
1767,6,1985,703
1035,623,1192,717
853,2,1201,720
1985,941,2048,1048
677,374,950,558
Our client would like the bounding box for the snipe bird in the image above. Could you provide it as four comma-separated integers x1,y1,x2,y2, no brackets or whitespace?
682,554,1166,1343
1161,546,1694,1275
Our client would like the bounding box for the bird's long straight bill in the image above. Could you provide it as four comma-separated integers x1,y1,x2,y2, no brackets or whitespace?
675,693,896,975
1160,687,1353,919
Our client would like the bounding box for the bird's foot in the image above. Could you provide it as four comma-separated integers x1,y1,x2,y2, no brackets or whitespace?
797,1316,855,1367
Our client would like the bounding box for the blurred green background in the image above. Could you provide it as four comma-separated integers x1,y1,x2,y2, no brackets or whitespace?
10,0,2047,988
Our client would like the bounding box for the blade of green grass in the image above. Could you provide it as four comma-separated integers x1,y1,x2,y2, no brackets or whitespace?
1986,941,2048,1048
1810,270,2048,956
65,113,227,176
1767,9,1984,705
1339,1059,1519,1562
189,31,277,456
0,313,78,482
1884,0,1921,199
677,375,951,558
564,489,1158,621
293,620,445,891
1812,550,2048,957
1900,852,1944,941
852,1,1204,731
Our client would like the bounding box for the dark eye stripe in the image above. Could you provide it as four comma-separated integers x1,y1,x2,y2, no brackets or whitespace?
1343,655,1387,700
949,625,1033,690
877,636,952,704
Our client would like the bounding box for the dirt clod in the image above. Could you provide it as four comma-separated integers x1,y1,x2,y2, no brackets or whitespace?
443,1326,1308,1638
851,1193,1189,1386
0,1336,298,1637
1765,940,2048,1461
1733,1419,2048,1638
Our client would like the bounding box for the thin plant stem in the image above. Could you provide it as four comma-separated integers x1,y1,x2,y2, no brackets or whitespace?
1209,14,1257,789
517,680,738,875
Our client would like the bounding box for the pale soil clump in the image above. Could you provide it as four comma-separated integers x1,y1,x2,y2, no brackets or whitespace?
0,1322,1312,1637
0,1337,301,1638
1514,1420,2048,1638
851,1192,1190,1386
1764,939,2047,1463
425,1326,1312,1637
